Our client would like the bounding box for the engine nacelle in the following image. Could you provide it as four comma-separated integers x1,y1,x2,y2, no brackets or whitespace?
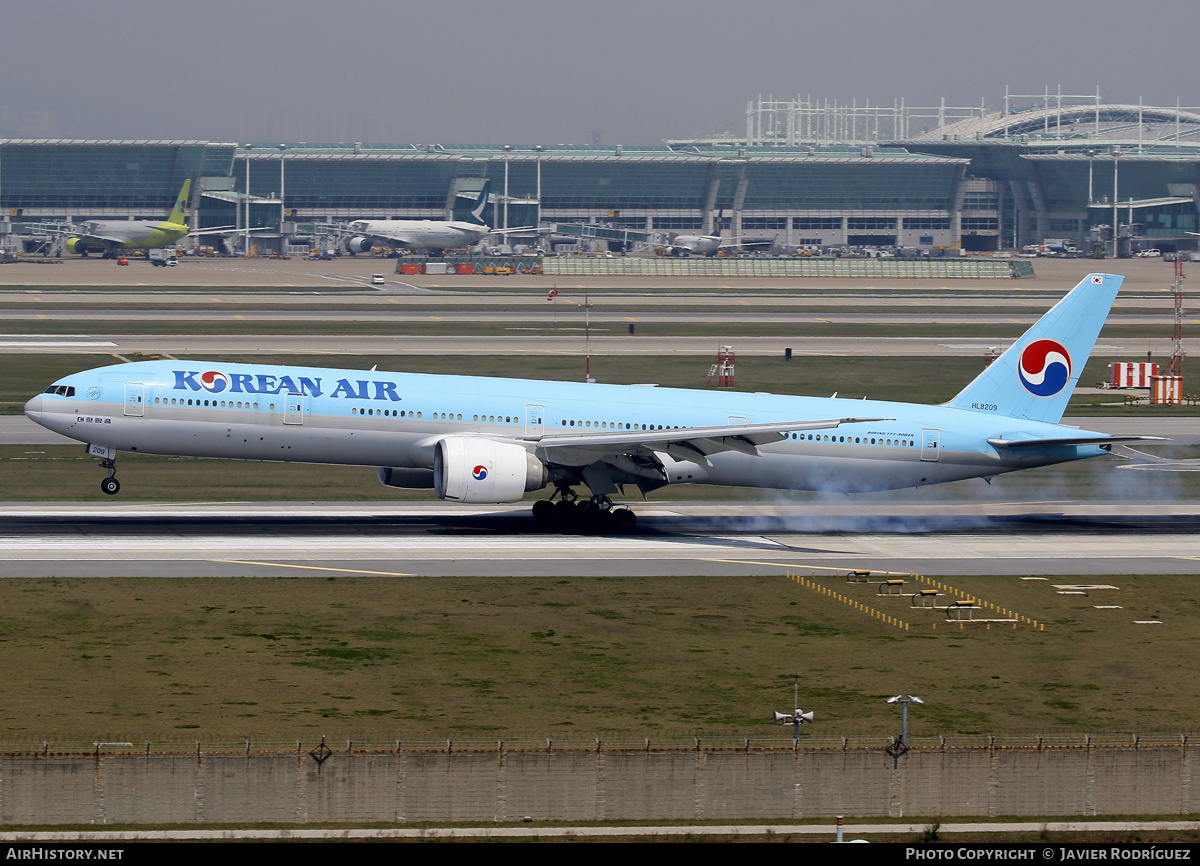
66,238,88,255
344,236,374,254
434,437,547,503
377,467,435,489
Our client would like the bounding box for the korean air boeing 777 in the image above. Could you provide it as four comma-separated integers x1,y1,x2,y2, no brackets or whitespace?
25,274,1148,531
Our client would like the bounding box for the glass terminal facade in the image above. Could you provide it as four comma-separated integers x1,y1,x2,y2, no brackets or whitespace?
2,133,1199,253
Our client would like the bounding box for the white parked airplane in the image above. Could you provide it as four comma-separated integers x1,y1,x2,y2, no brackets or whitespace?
668,211,757,256
25,274,1148,531
343,182,493,255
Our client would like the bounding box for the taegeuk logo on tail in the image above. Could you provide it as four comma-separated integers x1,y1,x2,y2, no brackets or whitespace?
1017,339,1072,397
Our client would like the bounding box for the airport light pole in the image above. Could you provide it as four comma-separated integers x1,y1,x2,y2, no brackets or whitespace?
885,694,922,765
502,145,511,234
278,144,287,236
1111,145,1120,258
1086,149,1095,205
534,145,544,244
244,144,254,256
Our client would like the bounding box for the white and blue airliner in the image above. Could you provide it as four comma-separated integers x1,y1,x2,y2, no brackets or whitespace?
24,273,1148,530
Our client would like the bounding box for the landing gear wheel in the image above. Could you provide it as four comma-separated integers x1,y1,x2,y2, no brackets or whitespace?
612,508,637,532
100,477,120,496
531,500,555,522
554,499,579,524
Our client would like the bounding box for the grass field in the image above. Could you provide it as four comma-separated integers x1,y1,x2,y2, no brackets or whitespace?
0,570,1196,748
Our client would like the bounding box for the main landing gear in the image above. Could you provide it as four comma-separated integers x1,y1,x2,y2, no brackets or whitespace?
99,458,120,496
531,486,637,533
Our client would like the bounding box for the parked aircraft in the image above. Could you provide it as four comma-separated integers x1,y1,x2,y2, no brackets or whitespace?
25,274,1146,531
343,182,494,255
66,181,193,258
668,212,757,256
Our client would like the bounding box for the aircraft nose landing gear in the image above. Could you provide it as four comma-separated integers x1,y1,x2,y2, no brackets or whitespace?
99,458,120,496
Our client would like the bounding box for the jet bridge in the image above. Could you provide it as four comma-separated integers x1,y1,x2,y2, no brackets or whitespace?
550,222,665,253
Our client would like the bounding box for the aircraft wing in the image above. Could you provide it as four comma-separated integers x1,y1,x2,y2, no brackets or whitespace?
531,417,889,464
490,225,551,236
72,230,128,245
190,226,272,236
361,229,419,246
987,435,1167,450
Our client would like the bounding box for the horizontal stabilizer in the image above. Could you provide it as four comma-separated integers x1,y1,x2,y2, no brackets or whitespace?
987,435,1167,450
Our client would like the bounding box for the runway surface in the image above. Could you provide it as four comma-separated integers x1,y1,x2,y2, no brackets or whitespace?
3,500,1199,579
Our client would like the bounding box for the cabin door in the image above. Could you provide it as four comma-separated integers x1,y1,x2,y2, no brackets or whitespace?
525,404,545,438
921,428,941,462
123,383,144,417
284,392,305,425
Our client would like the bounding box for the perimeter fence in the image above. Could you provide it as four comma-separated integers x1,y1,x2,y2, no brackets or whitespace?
1,734,1196,824
541,257,1027,279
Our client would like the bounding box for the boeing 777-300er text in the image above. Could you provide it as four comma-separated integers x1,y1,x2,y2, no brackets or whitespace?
25,274,1149,531
343,181,495,256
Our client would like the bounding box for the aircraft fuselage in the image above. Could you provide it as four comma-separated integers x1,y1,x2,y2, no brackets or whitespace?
24,359,1109,497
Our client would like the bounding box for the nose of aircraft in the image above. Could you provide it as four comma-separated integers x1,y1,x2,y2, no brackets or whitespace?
24,394,47,426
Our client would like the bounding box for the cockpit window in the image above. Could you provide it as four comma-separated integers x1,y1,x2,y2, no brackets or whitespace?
43,385,76,397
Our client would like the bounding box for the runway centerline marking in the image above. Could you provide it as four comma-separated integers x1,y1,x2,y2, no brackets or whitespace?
212,559,414,577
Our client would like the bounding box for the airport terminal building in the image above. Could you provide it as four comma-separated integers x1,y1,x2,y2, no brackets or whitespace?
3,91,1199,256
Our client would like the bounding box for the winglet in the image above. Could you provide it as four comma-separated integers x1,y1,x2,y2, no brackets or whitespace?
947,273,1123,424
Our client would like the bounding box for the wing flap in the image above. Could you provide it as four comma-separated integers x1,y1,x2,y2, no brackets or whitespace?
533,417,889,458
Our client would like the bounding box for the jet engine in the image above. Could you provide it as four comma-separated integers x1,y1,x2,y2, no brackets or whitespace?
66,238,89,255
433,437,547,503
376,467,435,489
344,236,375,255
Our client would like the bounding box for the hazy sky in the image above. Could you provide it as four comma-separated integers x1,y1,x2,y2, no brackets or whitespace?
3,0,1197,145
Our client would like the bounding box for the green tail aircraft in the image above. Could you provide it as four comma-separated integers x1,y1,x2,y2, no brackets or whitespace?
66,180,192,257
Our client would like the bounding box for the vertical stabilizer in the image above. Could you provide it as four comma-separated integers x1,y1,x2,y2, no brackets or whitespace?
469,180,491,224
946,273,1123,423
166,180,192,226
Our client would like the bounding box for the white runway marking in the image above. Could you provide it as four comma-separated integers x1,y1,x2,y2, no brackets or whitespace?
0,341,118,347
0,533,788,561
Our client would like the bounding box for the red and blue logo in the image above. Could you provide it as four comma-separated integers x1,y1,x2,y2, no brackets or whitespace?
199,370,230,393
472,465,488,481
1018,339,1072,397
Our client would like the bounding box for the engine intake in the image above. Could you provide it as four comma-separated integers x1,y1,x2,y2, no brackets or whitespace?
344,236,375,254
434,437,547,503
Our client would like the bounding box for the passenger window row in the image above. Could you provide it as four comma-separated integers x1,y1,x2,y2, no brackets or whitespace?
789,432,915,447
153,397,260,409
